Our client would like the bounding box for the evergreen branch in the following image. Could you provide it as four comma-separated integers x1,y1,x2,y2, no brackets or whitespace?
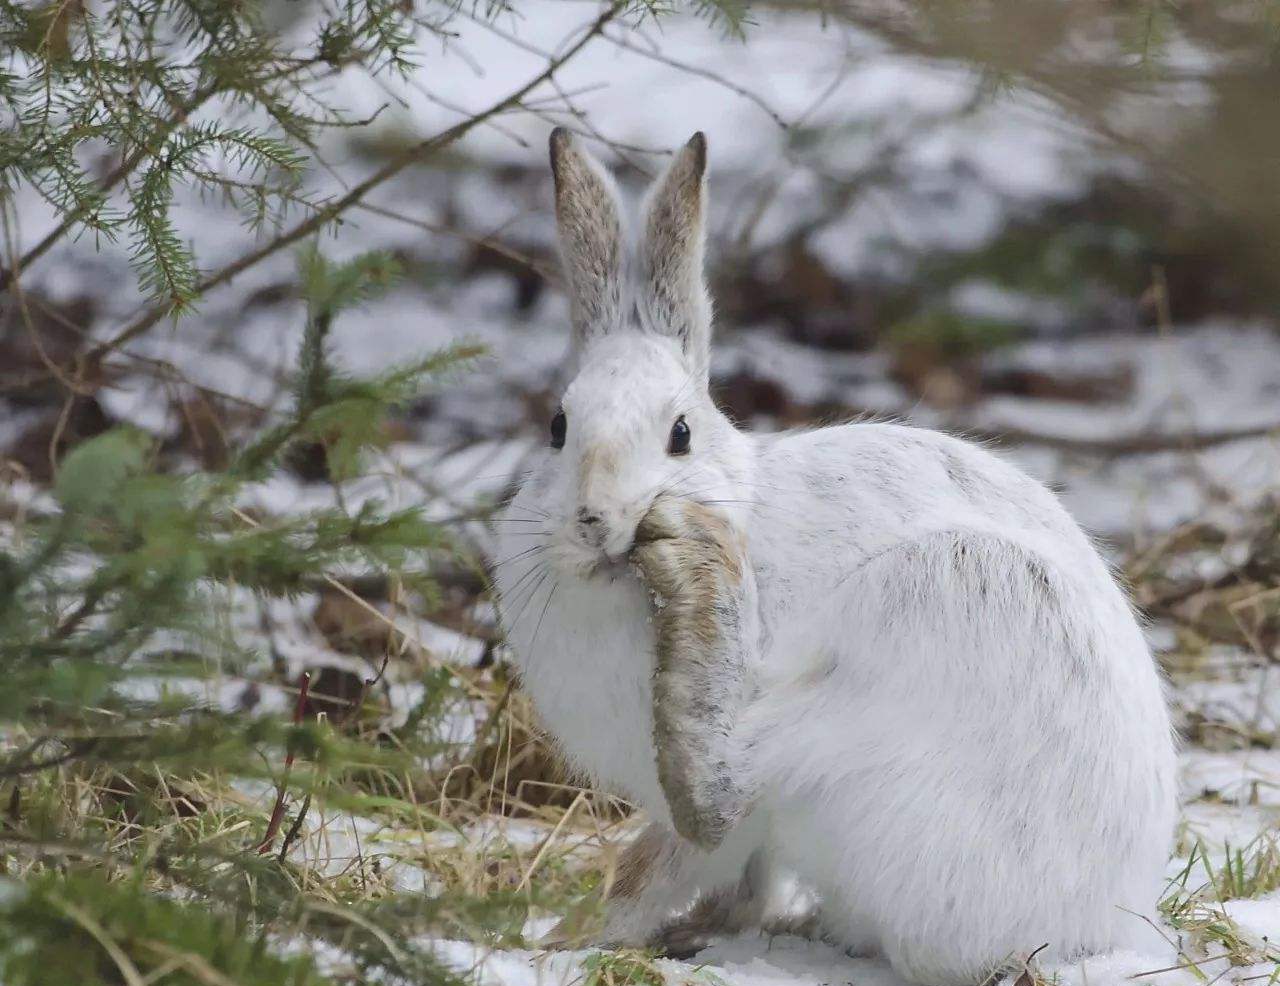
0,79,220,291
0,739,101,779
86,0,629,363
127,167,199,310
126,125,307,309
0,50,341,293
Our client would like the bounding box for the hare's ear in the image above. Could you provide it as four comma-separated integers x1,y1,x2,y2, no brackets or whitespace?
550,128,626,351
639,132,711,379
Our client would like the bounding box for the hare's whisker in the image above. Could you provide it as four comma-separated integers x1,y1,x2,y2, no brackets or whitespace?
490,544,551,573
643,461,716,507
506,503,553,520
524,579,560,677
694,497,812,521
497,555,551,611
502,570,550,642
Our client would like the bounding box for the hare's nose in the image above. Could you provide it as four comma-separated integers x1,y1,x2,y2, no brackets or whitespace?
575,506,610,549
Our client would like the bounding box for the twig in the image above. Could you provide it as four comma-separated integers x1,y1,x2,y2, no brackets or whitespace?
0,739,101,779
961,420,1280,457
0,202,95,398
5,785,20,826
0,78,220,293
0,53,355,293
255,670,311,855
53,581,110,641
351,648,393,728
277,791,312,863
602,27,789,129
85,1,628,366
517,790,584,891
47,893,146,986
138,941,242,986
1129,952,1235,979
354,200,559,285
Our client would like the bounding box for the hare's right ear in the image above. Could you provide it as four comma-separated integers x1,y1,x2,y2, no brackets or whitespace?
549,128,626,352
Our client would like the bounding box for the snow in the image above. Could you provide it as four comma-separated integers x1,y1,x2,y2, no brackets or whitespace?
1226,891,1280,951
262,723,1280,986
427,922,1278,986
6,5,1280,984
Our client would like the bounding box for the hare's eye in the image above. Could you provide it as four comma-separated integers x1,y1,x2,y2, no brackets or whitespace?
668,416,691,456
550,408,567,449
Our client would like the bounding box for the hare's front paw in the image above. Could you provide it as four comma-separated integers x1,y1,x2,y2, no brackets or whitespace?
631,499,745,607
631,499,752,850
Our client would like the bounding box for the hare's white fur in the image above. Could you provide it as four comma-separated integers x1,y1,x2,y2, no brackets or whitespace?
494,130,1176,985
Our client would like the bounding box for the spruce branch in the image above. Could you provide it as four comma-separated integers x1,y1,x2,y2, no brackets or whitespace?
87,0,629,363
0,26,355,292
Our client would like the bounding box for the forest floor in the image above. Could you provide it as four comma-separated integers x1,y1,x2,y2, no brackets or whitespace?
5,6,1280,979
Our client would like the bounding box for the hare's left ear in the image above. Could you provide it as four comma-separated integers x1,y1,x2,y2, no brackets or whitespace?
638,132,712,379
550,128,627,354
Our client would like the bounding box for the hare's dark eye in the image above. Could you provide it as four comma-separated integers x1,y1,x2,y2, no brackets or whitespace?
550,407,567,449
668,416,691,455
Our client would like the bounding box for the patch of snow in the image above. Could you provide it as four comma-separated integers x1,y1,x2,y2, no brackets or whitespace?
429,932,1254,986
1174,663,1279,746
1224,891,1280,952
1180,749,1280,809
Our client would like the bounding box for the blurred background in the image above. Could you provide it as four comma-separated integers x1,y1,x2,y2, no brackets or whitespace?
2,2,1279,984
9,1,1280,541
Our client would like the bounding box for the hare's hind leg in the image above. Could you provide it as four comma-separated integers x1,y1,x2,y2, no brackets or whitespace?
762,529,1173,985
654,845,777,958
572,816,766,952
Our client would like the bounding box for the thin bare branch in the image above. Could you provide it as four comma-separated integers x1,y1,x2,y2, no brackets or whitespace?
86,1,628,365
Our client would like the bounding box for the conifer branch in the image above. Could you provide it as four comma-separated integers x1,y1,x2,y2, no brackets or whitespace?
89,0,629,362
0,80,221,292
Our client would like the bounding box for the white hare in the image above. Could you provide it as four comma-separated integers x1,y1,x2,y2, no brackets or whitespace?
493,128,1177,985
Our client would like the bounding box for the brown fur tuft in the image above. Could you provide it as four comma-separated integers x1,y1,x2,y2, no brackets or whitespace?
632,499,751,850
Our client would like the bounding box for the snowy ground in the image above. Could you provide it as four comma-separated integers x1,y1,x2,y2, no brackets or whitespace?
248,621,1278,986
6,2,1280,983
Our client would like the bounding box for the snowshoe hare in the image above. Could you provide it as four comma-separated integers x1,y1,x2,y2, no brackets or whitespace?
493,128,1176,985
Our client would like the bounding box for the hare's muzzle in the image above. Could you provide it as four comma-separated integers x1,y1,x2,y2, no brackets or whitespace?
572,502,636,559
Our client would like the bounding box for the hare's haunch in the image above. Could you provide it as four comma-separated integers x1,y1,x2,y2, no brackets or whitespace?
493,128,1176,986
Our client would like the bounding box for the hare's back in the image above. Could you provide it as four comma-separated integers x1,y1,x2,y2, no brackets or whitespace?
747,424,1176,979
757,421,1091,556
748,421,1126,664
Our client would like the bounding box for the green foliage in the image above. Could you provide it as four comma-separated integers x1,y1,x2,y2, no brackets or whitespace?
54,426,153,512
1159,838,1280,971
0,0,429,311
0,249,489,984
2,245,465,708
918,218,1149,307
886,309,1022,362
1124,0,1180,71
636,0,753,38
0,870,331,986
581,948,668,986
237,248,480,482
0,2,755,976
0,0,755,313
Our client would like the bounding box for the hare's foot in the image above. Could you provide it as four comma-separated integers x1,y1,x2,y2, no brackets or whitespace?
544,820,764,953
653,845,774,959
632,500,759,850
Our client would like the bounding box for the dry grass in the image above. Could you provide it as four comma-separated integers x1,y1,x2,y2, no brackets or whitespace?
1156,837,1280,976
5,476,1279,984
0,648,643,948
